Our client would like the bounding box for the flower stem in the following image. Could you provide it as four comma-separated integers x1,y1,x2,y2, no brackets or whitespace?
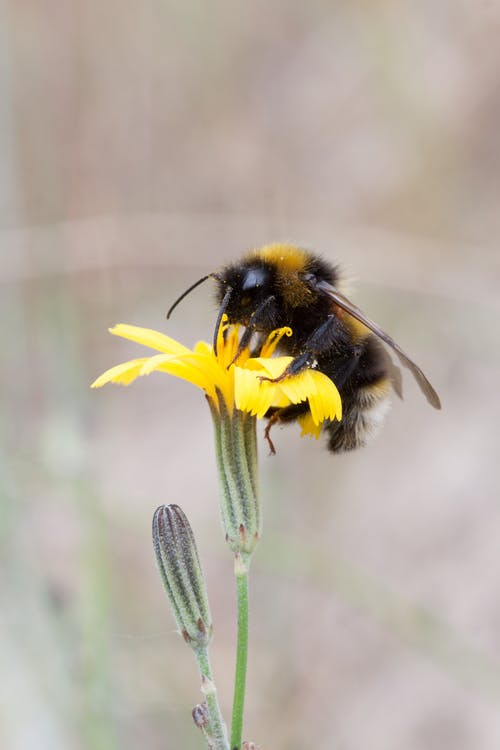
231,553,250,750
208,401,259,748
195,645,229,750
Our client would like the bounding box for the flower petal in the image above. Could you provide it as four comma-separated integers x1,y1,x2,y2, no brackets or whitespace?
234,367,262,415
90,358,150,387
93,322,343,429
137,354,208,392
234,367,291,418
246,356,292,376
109,324,191,356
298,412,323,439
306,371,342,423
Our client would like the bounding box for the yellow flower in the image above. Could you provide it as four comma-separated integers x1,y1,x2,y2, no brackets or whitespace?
91,320,342,435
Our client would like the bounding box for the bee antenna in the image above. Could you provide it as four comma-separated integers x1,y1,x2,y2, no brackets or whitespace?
166,274,213,319
213,286,233,355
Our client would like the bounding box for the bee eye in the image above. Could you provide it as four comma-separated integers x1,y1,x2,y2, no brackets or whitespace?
242,268,267,291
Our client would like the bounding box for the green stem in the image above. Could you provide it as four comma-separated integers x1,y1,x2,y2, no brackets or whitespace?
231,553,250,750
208,400,259,748
195,646,229,750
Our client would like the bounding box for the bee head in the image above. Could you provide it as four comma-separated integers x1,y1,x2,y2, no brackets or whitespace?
214,262,277,326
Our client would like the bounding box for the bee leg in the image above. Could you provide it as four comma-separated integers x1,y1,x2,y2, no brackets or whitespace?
263,412,280,455
264,403,310,455
260,350,317,383
261,315,361,384
228,325,255,366
260,316,338,383
228,294,276,365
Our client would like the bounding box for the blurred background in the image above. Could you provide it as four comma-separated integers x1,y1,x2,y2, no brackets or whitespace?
1,1,500,749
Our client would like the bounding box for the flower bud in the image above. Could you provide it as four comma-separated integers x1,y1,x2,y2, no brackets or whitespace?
153,504,212,649
211,401,262,556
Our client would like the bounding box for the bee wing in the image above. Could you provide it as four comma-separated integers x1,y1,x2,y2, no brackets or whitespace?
385,358,403,401
316,280,441,410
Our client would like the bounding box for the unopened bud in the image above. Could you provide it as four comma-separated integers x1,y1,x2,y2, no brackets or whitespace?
153,504,212,649
211,403,261,555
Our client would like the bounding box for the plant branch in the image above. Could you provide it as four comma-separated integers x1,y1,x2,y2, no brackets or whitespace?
195,646,229,750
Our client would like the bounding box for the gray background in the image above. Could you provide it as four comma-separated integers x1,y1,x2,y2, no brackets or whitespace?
1,2,499,749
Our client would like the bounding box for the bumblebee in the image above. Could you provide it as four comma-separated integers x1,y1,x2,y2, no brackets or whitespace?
167,243,441,453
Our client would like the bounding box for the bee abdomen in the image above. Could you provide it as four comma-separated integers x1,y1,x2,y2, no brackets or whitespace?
325,334,393,453
326,378,392,452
